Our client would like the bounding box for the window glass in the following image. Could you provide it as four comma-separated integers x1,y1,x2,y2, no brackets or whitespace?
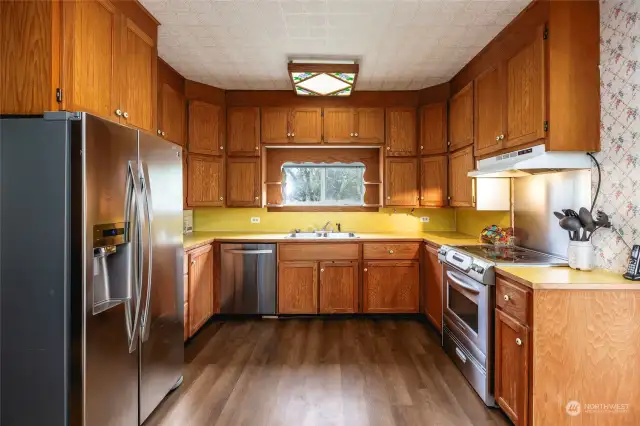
282,162,365,206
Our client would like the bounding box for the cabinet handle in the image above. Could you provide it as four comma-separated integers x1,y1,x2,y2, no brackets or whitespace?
354,133,358,137
157,129,162,135
320,268,324,272
503,294,510,301
115,109,123,117
364,268,368,272
219,197,224,201
516,338,522,346
123,112,129,119
389,250,394,254
162,131,166,137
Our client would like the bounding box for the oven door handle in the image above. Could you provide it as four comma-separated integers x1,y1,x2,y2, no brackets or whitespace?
446,270,481,294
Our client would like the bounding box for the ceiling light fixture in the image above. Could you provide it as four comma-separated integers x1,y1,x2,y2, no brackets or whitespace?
288,59,359,96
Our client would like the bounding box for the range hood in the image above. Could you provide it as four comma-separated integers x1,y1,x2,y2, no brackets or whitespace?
468,144,593,178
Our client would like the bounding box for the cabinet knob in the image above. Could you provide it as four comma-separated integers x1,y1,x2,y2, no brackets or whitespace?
420,196,424,200
354,133,358,137
364,268,368,272
500,134,505,140
291,133,295,137
115,109,123,117
420,145,424,150
287,133,291,137
255,196,259,200
255,146,259,150
389,250,394,254
496,136,500,141
123,112,129,119
516,338,522,346
157,129,162,135
162,131,166,137
350,133,354,137
386,146,390,150
219,197,224,201
387,196,391,200
191,260,196,265
220,146,224,150
503,294,510,301
320,268,324,272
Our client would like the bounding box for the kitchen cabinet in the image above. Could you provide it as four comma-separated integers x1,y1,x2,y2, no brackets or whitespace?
423,244,443,332
323,108,384,144
448,146,475,207
355,108,385,144
362,261,419,313
385,108,417,156
419,103,448,155
318,261,358,313
182,149,188,210
186,154,224,207
261,108,291,143
420,155,448,207
385,158,418,207
448,82,474,152
227,107,260,156
188,100,225,155
278,261,318,314
226,157,261,207
188,244,214,336
474,67,504,157
261,107,322,144
158,82,185,145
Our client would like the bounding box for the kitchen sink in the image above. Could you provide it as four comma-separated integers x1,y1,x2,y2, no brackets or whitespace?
286,232,358,239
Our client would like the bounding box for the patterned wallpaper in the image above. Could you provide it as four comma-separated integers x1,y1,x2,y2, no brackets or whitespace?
593,0,640,272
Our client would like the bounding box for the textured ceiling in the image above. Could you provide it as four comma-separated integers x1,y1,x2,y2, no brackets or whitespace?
141,0,531,91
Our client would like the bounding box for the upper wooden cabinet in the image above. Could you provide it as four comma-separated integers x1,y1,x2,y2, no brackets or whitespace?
363,261,419,313
419,103,448,155
226,157,261,207
318,261,358,314
448,82,474,152
449,145,475,207
0,0,158,130
261,107,322,144
354,108,385,144
186,154,224,207
278,261,318,314
474,67,504,157
188,100,225,155
158,83,185,145
420,155,448,208
261,108,290,143
324,108,384,144
385,108,417,156
385,158,418,207
227,107,260,156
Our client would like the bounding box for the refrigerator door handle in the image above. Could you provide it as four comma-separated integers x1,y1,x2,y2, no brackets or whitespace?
126,161,145,353
139,162,154,343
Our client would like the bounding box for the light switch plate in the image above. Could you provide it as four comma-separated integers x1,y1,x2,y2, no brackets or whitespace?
250,217,260,224
420,217,430,223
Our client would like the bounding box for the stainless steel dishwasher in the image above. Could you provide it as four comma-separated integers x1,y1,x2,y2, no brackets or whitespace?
220,244,277,315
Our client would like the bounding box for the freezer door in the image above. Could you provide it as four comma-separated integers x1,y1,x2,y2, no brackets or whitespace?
138,132,184,423
83,114,141,426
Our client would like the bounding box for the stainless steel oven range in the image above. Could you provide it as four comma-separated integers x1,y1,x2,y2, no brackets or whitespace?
437,244,567,406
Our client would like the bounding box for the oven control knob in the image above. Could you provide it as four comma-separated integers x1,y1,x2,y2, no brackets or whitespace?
471,264,485,274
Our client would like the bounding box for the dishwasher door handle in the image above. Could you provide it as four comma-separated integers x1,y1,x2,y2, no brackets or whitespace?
225,249,273,255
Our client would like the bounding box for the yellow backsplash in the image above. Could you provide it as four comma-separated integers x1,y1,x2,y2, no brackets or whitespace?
456,208,511,236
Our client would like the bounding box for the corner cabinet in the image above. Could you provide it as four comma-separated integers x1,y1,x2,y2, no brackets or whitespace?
385,108,417,156
186,154,225,207
419,103,448,155
420,155,448,207
188,100,225,156
448,146,475,207
226,157,261,207
385,158,419,207
448,82,474,152
158,82,186,146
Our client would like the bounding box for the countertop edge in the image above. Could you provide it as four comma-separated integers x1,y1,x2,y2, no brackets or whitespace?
496,268,640,291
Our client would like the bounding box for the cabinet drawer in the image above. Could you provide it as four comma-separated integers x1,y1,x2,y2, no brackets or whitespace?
363,243,420,260
496,277,530,325
278,243,359,261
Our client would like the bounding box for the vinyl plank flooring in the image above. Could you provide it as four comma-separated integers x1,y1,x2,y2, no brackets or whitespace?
144,318,510,426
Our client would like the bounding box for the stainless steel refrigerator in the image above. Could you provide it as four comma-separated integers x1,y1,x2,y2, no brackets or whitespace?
0,112,184,425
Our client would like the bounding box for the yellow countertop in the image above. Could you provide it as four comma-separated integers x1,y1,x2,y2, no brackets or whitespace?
183,231,480,250
497,266,640,290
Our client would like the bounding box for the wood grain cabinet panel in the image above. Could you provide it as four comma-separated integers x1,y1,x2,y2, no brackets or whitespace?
495,309,529,426
278,261,318,314
188,244,214,336
362,243,420,260
291,107,322,143
419,103,448,155
385,158,418,207
363,261,419,313
186,154,224,207
227,107,260,156
159,83,185,146
319,261,358,314
474,66,505,157
448,82,474,152
324,108,355,143
226,157,261,207
354,108,385,144
424,244,443,332
183,302,189,341
420,155,448,207
448,146,475,207
261,107,291,143
385,108,417,156
188,100,225,155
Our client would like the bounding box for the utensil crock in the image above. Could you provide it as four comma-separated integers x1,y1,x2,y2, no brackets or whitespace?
567,241,595,271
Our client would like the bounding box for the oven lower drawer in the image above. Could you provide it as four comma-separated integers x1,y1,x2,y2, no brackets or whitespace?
443,325,495,407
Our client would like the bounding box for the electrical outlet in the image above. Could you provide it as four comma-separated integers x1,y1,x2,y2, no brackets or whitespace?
250,217,260,224
420,216,430,223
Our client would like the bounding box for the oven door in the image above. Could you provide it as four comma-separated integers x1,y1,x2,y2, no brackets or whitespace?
443,265,489,357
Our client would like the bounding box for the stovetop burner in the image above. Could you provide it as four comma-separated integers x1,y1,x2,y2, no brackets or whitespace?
451,245,568,266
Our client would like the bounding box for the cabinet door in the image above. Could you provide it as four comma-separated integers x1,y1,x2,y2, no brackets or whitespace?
495,309,530,426
420,155,447,207
363,261,419,313
261,107,291,143
291,107,322,143
187,154,224,207
385,108,417,156
424,245,443,332
323,108,354,143
159,83,185,145
62,0,120,120
355,108,385,144
319,261,358,314
226,157,261,207
188,100,224,155
449,82,474,152
419,103,447,155
385,158,418,207
227,107,260,156
188,244,213,335
121,18,155,132
182,149,188,210
183,302,189,341
505,31,545,149
449,146,475,207
474,67,504,157
278,261,318,314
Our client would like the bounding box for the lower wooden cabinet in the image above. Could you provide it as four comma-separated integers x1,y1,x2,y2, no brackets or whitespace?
226,157,261,207
319,261,358,313
362,261,419,313
278,261,318,314
449,145,475,207
187,244,214,336
423,244,443,332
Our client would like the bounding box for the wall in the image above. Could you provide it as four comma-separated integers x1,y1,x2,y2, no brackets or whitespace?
455,209,511,237
592,0,640,272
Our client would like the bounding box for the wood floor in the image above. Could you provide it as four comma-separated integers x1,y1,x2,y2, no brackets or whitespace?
145,318,510,426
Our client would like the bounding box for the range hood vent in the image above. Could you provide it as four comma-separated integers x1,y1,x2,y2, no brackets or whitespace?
468,144,592,178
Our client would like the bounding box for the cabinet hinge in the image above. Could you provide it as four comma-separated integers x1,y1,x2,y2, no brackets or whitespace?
56,88,63,103
544,121,549,132
321,110,324,117
543,27,548,40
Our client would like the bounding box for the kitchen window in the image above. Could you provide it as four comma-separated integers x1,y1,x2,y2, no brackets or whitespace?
282,162,365,206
